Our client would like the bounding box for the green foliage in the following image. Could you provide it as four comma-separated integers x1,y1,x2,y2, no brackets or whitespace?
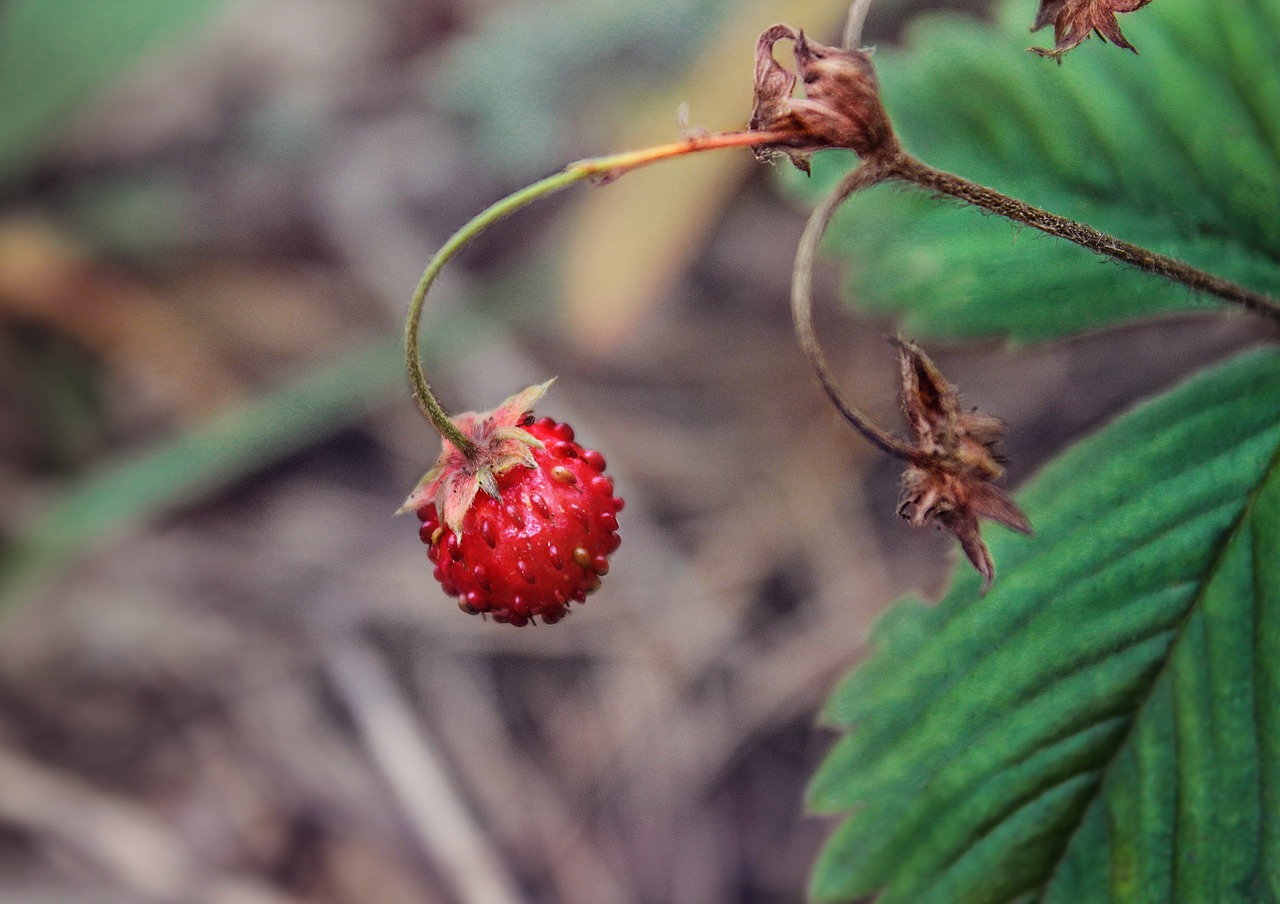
805,1,1280,899
809,348,1280,902
0,0,229,188
791,0,1280,340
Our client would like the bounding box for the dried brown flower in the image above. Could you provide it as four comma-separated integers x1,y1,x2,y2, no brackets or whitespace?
893,338,1032,589
749,24,897,172
1031,0,1154,58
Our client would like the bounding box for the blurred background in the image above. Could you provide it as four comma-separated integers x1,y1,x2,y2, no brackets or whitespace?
0,1,1263,902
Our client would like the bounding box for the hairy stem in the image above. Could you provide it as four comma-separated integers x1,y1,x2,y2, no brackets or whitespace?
792,161,914,459
405,129,791,456
886,152,1280,324
405,168,581,458
791,142,1280,459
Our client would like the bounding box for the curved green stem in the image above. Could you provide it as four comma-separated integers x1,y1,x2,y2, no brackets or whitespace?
405,168,585,457
405,129,790,457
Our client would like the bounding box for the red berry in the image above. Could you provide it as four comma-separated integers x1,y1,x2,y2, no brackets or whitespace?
410,414,622,625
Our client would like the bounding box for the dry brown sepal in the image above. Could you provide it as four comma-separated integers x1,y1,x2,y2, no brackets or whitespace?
1031,0,1154,58
398,381,551,535
749,24,897,173
893,338,1032,589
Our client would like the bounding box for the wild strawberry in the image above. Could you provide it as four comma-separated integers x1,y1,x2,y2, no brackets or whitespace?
400,382,622,626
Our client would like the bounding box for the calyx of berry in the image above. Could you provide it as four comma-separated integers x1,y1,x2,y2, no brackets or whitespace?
1031,0,1153,58
749,24,897,172
893,338,1033,589
399,380,553,535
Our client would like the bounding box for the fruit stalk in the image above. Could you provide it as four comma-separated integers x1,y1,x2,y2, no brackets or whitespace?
404,129,792,453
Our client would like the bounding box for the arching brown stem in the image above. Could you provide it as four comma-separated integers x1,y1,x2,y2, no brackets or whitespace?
882,152,1280,326
791,160,915,460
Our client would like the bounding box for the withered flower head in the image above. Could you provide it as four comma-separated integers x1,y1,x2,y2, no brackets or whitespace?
893,338,1032,589
749,24,897,172
1031,0,1154,58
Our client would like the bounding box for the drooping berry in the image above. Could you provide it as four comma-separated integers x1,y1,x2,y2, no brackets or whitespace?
400,382,622,626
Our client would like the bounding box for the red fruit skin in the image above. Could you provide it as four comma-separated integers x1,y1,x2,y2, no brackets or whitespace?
416,418,622,626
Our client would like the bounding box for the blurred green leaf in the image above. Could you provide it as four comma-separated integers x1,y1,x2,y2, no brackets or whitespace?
0,335,404,614
790,0,1280,340
809,347,1280,902
60,170,203,258
0,0,229,187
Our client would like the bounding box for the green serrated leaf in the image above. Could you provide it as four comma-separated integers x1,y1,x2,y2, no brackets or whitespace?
808,348,1280,903
0,0,230,188
789,0,1280,341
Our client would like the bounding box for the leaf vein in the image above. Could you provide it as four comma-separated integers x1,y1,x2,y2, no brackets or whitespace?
1037,431,1280,901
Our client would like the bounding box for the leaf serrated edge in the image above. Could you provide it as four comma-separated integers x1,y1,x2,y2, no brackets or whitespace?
1033,430,1280,901
808,350,1280,901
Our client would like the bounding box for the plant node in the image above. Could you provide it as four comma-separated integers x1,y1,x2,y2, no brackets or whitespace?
749,24,899,172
